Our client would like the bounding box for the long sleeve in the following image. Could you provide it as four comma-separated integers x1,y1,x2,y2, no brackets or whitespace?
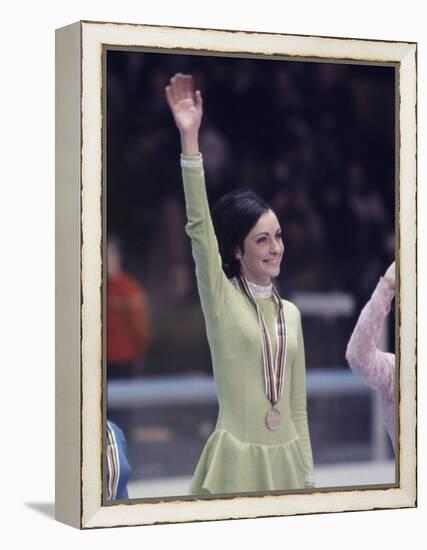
181,154,229,322
106,421,132,500
345,278,395,401
290,307,315,482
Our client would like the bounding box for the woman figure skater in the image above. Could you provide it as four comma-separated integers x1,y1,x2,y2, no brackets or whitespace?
165,73,314,494
346,262,396,451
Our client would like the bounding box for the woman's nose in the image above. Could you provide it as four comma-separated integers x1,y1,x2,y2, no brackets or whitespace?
270,240,281,254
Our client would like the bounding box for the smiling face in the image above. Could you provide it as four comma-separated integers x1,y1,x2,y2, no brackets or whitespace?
235,209,284,285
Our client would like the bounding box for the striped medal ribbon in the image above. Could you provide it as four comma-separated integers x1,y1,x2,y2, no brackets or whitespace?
236,275,287,431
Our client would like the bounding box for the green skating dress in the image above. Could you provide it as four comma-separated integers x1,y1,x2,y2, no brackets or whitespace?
181,155,314,495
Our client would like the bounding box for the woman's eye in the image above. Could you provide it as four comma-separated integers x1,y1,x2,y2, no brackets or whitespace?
276,234,282,240
257,237,267,243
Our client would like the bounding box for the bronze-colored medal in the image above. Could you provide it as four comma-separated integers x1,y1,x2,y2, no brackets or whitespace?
265,407,281,431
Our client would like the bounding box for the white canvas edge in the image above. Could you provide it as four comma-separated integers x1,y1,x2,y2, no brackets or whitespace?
79,21,417,528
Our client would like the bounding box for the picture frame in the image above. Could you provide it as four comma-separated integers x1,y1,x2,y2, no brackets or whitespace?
55,20,417,529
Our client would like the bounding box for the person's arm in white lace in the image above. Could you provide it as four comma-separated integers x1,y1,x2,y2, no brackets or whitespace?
345,263,395,400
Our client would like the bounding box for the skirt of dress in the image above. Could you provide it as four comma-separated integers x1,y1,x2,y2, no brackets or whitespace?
189,429,308,495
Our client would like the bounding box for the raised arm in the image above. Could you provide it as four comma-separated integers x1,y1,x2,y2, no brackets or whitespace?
345,262,395,398
165,74,229,321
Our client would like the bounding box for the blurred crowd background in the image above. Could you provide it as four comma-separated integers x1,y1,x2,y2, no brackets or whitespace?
106,49,396,498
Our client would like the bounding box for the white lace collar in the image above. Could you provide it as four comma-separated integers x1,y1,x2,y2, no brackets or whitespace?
231,277,273,298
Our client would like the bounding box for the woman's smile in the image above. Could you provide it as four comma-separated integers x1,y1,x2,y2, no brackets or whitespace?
263,258,280,264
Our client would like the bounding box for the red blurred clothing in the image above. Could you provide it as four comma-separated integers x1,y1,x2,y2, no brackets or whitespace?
107,272,151,363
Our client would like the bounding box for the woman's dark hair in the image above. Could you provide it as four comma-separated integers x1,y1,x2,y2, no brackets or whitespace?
212,190,271,278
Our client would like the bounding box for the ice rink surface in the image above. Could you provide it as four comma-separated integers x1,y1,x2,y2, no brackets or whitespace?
129,459,395,498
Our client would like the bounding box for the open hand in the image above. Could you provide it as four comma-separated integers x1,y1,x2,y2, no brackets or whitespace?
383,261,395,291
165,73,203,136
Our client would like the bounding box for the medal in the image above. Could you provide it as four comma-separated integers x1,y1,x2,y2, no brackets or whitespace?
265,407,281,431
235,275,288,429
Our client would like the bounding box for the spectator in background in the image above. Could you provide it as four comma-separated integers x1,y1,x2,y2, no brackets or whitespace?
345,262,396,451
107,236,152,379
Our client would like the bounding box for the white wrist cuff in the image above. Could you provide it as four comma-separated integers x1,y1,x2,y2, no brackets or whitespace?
180,153,203,169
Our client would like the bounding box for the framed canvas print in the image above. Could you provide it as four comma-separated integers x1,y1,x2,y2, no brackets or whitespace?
55,20,417,529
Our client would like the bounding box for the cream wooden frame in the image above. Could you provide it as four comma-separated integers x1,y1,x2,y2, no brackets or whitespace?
55,20,417,529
